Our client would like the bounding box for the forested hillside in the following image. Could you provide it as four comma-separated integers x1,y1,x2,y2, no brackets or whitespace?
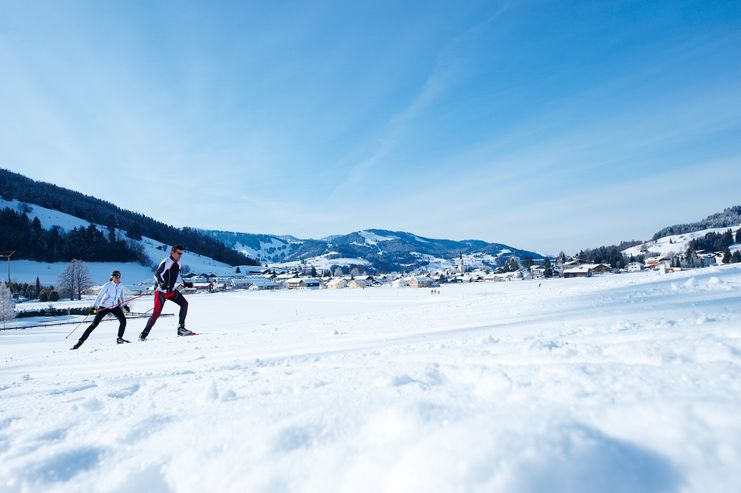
652,206,741,240
0,169,258,266
0,207,148,263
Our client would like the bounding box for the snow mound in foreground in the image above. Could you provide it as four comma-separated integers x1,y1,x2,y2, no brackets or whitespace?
1,265,740,492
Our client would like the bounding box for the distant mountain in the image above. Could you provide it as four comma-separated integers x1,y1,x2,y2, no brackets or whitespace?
201,228,543,273
652,206,741,240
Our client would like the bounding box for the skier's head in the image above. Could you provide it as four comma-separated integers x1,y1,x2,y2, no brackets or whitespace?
171,245,185,259
110,270,121,282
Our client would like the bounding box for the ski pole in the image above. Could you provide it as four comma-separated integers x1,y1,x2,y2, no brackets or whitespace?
111,293,148,310
65,311,94,339
64,293,147,339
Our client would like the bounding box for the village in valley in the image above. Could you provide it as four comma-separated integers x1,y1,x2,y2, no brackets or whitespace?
175,225,741,294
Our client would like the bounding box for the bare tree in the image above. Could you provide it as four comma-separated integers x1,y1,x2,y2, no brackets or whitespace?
57,259,94,300
0,282,15,324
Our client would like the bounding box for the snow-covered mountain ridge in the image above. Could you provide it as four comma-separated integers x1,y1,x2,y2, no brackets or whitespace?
200,228,543,273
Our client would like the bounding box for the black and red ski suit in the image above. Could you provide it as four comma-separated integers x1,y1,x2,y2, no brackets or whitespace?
140,255,188,338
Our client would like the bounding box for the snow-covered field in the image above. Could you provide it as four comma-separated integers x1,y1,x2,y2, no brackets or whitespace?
2,266,741,492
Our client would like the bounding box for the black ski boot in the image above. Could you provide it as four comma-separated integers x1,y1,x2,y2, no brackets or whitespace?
138,331,149,342
117,337,131,344
177,325,195,336
70,340,83,350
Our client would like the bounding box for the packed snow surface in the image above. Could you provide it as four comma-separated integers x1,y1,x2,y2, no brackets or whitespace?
2,266,741,492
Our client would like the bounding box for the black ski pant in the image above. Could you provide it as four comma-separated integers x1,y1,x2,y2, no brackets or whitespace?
140,290,188,337
78,306,127,343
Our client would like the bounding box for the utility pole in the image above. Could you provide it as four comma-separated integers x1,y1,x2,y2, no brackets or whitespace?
0,251,14,284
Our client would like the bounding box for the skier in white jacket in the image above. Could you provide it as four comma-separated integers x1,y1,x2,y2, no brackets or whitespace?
71,270,131,350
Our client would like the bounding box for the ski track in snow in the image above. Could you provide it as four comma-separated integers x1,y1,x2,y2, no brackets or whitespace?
1,266,741,492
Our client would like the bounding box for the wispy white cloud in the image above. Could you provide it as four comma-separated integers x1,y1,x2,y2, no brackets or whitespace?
333,4,511,194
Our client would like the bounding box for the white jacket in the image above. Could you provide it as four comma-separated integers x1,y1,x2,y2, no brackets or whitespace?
93,281,126,309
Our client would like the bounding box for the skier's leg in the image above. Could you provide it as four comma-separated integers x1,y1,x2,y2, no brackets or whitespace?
140,292,165,339
171,291,189,327
75,310,106,346
110,306,127,338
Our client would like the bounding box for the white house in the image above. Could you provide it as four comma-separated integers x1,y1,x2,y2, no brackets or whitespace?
285,277,321,290
391,278,409,288
232,277,279,290
409,276,435,288
327,278,346,289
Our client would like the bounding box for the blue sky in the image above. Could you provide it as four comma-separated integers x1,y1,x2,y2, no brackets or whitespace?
1,0,740,255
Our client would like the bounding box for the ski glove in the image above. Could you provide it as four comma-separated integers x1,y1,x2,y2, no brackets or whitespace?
89,307,97,315
123,305,131,313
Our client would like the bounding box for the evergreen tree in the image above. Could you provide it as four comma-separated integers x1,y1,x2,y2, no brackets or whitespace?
722,248,732,264
722,229,734,248
736,229,741,243
733,251,741,263
35,277,41,299
543,258,553,278
126,224,142,240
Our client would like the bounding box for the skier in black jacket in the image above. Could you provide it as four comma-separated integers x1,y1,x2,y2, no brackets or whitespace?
139,245,194,340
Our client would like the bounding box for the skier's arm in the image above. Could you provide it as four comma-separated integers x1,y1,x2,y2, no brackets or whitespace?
92,283,107,308
154,260,168,290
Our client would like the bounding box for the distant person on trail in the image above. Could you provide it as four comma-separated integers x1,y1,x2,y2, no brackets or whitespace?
139,245,195,340
70,270,131,350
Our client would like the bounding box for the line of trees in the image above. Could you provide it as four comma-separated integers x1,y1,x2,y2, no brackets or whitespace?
687,229,736,254
0,207,148,263
687,228,741,265
575,240,642,269
652,206,741,240
721,249,741,264
5,278,58,301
